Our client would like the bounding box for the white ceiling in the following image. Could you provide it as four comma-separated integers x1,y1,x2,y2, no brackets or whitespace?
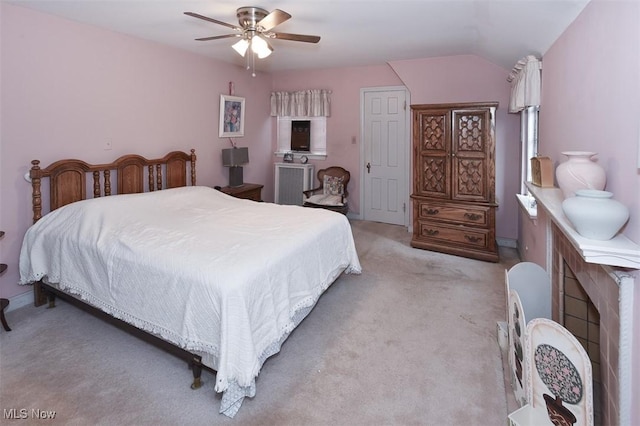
7,0,590,73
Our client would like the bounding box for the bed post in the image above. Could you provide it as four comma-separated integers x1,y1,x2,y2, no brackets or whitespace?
29,161,49,307
30,160,42,223
190,149,197,186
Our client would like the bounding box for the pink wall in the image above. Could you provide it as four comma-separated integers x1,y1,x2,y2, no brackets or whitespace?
520,1,640,421
0,4,273,299
272,56,521,241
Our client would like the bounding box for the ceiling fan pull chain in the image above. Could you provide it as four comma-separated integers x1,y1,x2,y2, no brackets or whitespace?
251,51,256,77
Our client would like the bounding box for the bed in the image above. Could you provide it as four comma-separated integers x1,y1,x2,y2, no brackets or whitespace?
18,149,362,417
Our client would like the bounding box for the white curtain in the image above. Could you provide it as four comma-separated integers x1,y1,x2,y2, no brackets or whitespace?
270,89,331,117
508,55,542,113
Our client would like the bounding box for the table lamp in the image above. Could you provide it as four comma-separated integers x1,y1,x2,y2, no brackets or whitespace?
222,147,249,187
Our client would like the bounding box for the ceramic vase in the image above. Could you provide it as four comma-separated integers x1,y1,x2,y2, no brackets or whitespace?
555,151,606,198
561,189,629,240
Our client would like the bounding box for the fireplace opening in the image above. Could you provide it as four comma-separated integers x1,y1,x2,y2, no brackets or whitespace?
561,261,602,425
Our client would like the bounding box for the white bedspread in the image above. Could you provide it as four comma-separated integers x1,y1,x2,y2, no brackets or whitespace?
19,186,361,417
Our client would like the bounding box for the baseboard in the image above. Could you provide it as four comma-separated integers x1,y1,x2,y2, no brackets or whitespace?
5,290,32,312
497,237,517,248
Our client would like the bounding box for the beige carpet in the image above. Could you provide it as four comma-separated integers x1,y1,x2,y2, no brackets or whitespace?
0,220,520,425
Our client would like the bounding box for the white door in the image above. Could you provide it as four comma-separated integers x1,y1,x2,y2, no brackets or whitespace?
361,87,409,226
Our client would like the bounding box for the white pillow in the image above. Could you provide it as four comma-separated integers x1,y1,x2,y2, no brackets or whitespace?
306,194,344,206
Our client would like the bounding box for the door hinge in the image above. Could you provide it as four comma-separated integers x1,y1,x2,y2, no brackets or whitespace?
403,202,406,213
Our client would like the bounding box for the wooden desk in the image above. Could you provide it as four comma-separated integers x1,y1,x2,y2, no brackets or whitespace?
218,183,263,202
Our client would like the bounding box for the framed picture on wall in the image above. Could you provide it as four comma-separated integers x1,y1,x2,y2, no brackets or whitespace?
219,95,245,137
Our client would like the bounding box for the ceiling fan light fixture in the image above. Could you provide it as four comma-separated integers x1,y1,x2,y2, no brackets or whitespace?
251,35,273,58
185,7,319,74
232,38,250,57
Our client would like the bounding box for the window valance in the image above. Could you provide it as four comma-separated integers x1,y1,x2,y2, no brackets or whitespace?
270,89,332,117
508,55,542,113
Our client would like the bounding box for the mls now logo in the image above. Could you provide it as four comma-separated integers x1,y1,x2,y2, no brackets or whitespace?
3,409,28,419
4,408,56,419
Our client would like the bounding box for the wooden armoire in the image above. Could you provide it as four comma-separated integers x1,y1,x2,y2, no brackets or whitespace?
410,102,499,262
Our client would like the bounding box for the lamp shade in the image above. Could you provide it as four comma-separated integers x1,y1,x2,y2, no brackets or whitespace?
232,39,250,57
222,147,249,166
251,36,273,59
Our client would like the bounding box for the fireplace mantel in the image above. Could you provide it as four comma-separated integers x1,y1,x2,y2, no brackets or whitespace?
526,182,640,269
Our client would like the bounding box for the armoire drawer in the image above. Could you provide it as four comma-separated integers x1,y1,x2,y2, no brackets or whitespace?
416,221,490,249
417,201,490,227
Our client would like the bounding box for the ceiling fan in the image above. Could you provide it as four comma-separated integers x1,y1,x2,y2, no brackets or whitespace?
184,7,320,74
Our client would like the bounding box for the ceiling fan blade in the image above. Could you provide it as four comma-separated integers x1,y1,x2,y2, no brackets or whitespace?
272,32,321,43
257,9,291,31
195,34,240,42
184,12,240,31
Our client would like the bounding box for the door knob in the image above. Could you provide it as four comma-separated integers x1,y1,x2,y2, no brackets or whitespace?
366,162,371,173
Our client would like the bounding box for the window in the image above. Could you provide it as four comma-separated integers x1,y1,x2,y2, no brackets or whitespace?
276,116,327,159
516,106,540,217
520,106,540,194
508,55,541,216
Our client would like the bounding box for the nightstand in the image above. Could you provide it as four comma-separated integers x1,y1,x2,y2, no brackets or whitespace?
218,183,263,201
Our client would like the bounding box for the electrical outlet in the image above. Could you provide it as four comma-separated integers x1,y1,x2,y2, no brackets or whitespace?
104,139,112,151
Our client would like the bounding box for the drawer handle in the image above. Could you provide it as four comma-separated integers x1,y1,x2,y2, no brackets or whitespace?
425,229,439,236
465,235,482,243
464,213,482,221
426,208,439,215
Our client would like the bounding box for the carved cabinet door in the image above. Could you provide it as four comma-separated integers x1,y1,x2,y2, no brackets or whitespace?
451,107,495,203
414,108,451,199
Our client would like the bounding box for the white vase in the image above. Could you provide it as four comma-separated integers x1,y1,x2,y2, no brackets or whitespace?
555,151,606,198
561,189,629,240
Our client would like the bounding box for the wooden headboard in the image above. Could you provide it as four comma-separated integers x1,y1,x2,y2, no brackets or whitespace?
29,149,197,223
